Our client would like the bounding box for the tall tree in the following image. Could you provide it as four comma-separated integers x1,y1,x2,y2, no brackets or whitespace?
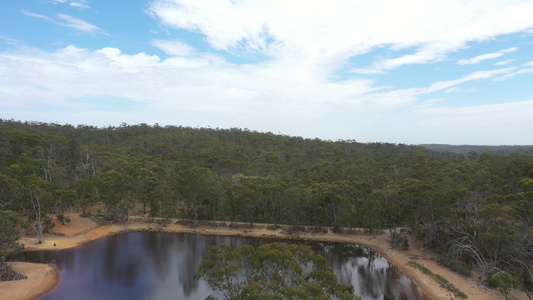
195,243,360,300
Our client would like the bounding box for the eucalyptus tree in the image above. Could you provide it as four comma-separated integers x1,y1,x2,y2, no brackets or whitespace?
0,210,28,261
0,210,29,281
101,170,130,221
372,183,405,245
24,175,54,244
137,168,159,215
512,178,533,227
195,243,360,300
178,167,222,222
76,179,95,216
245,177,285,223
0,174,21,212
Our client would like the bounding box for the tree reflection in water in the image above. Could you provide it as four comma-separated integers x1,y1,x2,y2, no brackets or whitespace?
21,232,427,300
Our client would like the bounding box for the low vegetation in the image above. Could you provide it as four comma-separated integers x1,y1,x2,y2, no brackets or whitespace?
407,261,467,299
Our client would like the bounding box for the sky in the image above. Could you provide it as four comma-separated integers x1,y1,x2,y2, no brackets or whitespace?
1,0,533,145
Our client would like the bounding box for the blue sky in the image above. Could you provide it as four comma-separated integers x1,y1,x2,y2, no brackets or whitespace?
1,0,533,145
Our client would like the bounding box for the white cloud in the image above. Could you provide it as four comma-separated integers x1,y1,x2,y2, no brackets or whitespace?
373,50,447,70
494,59,514,66
0,36,22,45
21,10,52,21
148,0,533,71
5,0,533,144
56,14,100,32
492,68,533,81
350,68,385,75
22,10,103,34
51,0,91,8
151,39,196,56
419,98,443,107
69,2,91,9
0,45,523,117
1,43,531,144
51,0,91,9
423,68,515,93
457,47,518,65
0,45,374,116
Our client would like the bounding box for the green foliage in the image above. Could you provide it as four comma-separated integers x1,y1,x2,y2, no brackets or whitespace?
0,210,29,261
435,253,473,276
431,274,468,299
1,120,533,291
396,234,409,251
195,243,360,300
407,261,467,299
407,261,432,275
489,273,518,299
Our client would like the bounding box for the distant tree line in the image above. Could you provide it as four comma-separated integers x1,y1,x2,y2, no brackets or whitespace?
0,119,531,298
420,144,533,156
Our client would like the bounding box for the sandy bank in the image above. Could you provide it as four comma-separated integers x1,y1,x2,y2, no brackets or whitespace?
0,262,59,300
7,215,521,300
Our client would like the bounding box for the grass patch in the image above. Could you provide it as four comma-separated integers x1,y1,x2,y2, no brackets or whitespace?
407,261,468,299
407,260,432,275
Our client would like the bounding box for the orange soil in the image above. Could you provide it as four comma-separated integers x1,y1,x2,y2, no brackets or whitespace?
4,214,527,300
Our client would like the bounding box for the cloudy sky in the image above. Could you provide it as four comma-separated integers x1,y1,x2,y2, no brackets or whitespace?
1,0,533,145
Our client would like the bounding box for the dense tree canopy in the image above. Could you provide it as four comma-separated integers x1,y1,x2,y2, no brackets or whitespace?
0,119,532,296
194,243,359,300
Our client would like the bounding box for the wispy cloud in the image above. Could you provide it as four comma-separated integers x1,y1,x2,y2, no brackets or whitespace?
2,44,532,144
151,39,196,56
148,0,533,73
57,14,99,32
69,2,91,9
423,68,515,93
22,10,102,34
4,0,533,144
457,47,518,65
494,59,514,66
0,35,23,45
51,0,91,9
350,68,385,75
492,68,533,81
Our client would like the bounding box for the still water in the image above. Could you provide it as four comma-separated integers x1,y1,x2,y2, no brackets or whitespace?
22,232,427,300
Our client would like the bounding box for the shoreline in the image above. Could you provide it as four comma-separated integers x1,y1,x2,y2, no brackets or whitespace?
0,262,60,300
8,216,510,300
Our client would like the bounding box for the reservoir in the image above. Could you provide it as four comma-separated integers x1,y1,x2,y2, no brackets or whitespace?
22,232,427,300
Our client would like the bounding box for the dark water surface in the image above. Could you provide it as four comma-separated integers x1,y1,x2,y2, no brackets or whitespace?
22,232,428,300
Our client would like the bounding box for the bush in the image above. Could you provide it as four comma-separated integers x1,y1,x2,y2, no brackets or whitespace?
56,214,64,222
397,234,409,250
490,273,517,299
435,253,472,276
1,262,28,281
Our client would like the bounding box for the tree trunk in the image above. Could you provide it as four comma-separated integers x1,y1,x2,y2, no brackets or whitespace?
30,189,44,244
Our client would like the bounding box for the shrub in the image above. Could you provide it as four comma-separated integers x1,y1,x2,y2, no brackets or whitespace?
396,234,409,250
490,273,518,300
435,253,472,276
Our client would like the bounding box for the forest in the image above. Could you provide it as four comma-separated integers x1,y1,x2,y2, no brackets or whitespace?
0,119,532,298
